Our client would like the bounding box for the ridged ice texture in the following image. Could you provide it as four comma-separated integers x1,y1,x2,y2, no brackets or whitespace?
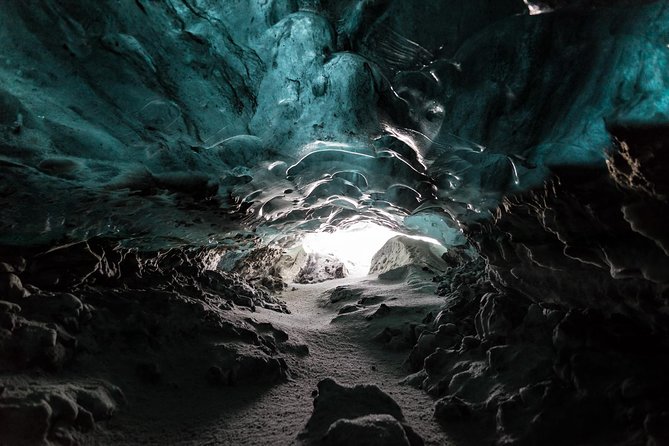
1,1,668,248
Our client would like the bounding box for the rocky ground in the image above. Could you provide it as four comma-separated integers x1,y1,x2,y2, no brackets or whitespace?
0,239,455,445
4,202,669,446
0,241,292,445
3,233,669,446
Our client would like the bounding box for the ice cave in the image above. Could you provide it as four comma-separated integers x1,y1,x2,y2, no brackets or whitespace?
1,0,669,445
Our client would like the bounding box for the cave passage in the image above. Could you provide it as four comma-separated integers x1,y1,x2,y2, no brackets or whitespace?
203,254,451,445
2,0,669,445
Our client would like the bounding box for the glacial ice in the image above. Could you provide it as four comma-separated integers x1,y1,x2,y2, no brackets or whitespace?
1,0,668,253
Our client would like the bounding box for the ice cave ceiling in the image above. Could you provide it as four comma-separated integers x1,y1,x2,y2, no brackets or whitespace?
0,0,668,250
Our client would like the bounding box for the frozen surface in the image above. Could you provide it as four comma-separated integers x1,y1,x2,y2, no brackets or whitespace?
2,1,669,250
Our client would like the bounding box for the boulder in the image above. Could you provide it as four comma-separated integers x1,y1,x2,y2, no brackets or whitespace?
294,254,347,284
323,414,411,446
297,378,423,445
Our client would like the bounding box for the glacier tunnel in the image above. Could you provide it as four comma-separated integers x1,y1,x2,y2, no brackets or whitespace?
1,0,669,444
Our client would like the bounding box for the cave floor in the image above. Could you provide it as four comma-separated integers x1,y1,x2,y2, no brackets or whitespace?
99,274,451,445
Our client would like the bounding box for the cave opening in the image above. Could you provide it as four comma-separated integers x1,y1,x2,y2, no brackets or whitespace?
301,222,399,277
298,222,445,278
2,1,669,445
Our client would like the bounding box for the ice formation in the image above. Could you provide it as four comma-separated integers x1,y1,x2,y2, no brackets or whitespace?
2,0,667,250
2,0,669,445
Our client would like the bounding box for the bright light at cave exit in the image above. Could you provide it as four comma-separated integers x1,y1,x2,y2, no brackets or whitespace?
302,223,397,277
301,222,440,277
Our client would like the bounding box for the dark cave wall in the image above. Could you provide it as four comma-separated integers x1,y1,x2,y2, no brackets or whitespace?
404,121,669,444
367,3,669,444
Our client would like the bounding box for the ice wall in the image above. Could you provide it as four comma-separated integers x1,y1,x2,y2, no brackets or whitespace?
1,0,668,251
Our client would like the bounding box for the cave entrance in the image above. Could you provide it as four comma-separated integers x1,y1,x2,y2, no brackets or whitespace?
298,222,447,280
300,222,400,278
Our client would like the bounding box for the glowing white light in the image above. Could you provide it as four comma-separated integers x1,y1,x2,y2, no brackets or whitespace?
301,222,442,277
522,0,550,15
301,223,395,277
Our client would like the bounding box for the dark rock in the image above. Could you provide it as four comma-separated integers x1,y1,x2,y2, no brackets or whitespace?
365,303,392,320
328,287,363,304
74,387,117,421
135,362,162,384
322,414,411,446
460,336,480,351
434,396,472,422
338,304,360,315
206,366,231,386
401,370,427,389
0,273,28,300
0,300,20,313
74,407,95,432
258,275,287,292
373,327,402,344
47,393,78,424
225,352,289,385
358,295,384,306
620,378,648,400
14,323,68,370
0,399,52,445
298,378,422,445
49,427,75,446
0,384,120,444
0,301,20,331
645,412,669,446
